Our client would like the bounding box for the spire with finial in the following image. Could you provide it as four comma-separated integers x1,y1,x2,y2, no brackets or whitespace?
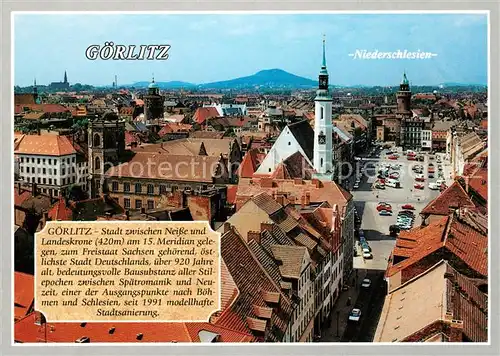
401,70,409,85
322,34,327,69
64,70,68,83
34,78,37,87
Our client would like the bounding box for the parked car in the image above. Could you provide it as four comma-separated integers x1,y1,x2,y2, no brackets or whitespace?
379,210,392,216
377,205,392,212
361,279,372,288
401,204,415,210
428,163,434,167
349,308,362,322
362,251,373,259
428,173,435,178
389,173,400,179
415,177,425,183
414,183,424,189
388,155,398,160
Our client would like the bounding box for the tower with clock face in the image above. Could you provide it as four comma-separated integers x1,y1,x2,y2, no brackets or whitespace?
313,37,333,178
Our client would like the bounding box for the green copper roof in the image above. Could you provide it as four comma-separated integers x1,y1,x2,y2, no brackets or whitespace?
401,72,409,85
320,36,328,75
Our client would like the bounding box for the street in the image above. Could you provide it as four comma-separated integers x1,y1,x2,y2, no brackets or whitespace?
320,145,451,342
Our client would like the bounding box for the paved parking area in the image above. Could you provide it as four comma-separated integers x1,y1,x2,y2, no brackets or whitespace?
350,147,448,271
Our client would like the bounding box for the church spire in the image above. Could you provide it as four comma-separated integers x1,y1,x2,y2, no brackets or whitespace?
322,34,327,69
64,70,68,83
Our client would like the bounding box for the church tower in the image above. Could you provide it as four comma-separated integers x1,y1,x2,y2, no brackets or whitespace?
143,75,164,124
88,112,126,198
313,37,333,179
33,78,39,103
64,70,68,84
396,71,411,115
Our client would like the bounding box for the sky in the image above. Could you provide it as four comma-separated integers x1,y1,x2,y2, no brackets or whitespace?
14,13,488,87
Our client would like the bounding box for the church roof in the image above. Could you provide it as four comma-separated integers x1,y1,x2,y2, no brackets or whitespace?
401,72,409,85
287,120,314,161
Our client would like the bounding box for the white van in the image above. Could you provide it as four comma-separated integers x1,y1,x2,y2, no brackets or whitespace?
436,179,446,186
428,182,439,190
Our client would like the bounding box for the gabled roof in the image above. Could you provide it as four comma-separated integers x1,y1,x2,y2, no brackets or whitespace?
193,107,221,125
387,214,488,278
216,229,292,341
287,120,314,161
47,196,73,221
239,149,260,178
269,245,308,279
421,181,475,216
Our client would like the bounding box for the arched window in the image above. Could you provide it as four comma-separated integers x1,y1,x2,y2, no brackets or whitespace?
320,158,324,167
320,107,324,120
93,133,101,147
95,157,101,170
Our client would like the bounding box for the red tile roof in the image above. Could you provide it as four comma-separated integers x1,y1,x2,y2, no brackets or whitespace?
238,149,260,178
226,185,238,205
14,314,255,343
387,214,487,278
14,272,34,321
47,196,73,221
14,135,77,156
193,107,220,125
158,123,192,137
421,181,475,216
14,186,32,206
15,104,71,114
465,168,488,201
215,228,292,341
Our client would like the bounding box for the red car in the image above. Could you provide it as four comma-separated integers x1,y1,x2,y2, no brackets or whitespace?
414,183,424,189
415,177,425,182
389,173,399,179
388,155,398,160
402,204,415,210
377,205,392,212
428,167,435,173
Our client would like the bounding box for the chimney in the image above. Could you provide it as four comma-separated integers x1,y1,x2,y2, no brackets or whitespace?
247,231,261,244
32,183,38,197
260,222,273,232
223,222,231,233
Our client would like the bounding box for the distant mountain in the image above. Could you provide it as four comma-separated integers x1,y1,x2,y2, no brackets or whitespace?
198,69,318,89
437,82,487,87
130,81,196,89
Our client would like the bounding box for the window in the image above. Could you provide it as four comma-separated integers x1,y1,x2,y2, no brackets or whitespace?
49,178,52,185
54,179,57,185
135,183,142,194
43,178,46,184
147,184,154,195
20,157,24,163
112,181,118,192
94,157,101,170
31,158,34,163
135,199,142,209
20,167,23,173
37,178,41,184
54,169,57,175
72,167,75,174
48,159,51,165
43,168,46,174
159,185,167,194
43,159,46,164
321,158,323,167
124,182,130,192
93,134,101,147
37,158,40,164
147,200,154,210
288,141,291,146
67,158,70,164
26,167,29,173
61,168,65,175
72,157,75,163
27,177,30,183
38,168,41,173
320,107,324,120
62,178,66,185
124,198,130,209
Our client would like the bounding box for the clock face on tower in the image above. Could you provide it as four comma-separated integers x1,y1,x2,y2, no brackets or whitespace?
319,76,328,89
318,134,326,145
